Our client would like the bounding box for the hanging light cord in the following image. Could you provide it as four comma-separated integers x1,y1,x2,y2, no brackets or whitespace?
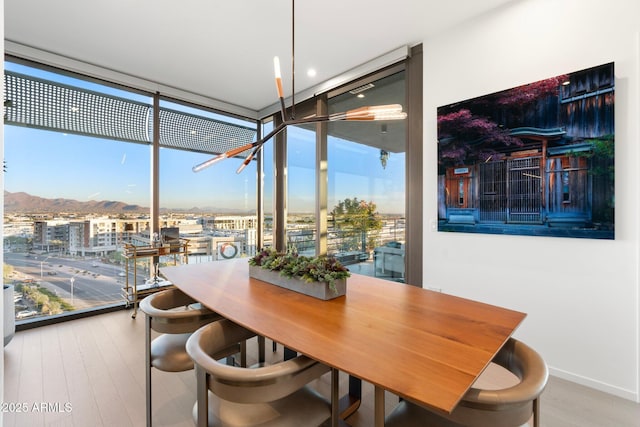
191,0,406,174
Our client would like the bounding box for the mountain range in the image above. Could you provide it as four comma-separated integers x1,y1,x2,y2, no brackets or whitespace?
4,191,147,214
3,191,255,215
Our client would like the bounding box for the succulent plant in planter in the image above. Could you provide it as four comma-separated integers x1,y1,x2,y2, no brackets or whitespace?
249,247,351,295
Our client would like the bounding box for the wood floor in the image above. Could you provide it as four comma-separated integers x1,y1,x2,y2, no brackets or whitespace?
3,309,640,426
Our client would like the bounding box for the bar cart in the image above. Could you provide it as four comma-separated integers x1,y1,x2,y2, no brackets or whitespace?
122,238,189,318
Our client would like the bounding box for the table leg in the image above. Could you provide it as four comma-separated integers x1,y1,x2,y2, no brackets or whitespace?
331,368,339,427
338,375,362,420
284,346,297,361
374,386,385,427
257,336,265,364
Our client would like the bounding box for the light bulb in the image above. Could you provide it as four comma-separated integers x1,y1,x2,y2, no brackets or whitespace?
274,56,284,98
273,56,282,79
192,153,228,172
329,104,407,121
236,160,250,174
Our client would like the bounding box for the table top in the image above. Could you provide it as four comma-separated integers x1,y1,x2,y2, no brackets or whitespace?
160,259,526,414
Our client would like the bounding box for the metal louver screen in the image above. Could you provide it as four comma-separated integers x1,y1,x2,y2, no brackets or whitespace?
158,109,256,155
4,71,257,155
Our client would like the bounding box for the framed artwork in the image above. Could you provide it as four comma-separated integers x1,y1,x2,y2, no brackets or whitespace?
437,63,614,239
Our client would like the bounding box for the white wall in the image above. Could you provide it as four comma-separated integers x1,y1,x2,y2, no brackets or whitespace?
423,0,640,401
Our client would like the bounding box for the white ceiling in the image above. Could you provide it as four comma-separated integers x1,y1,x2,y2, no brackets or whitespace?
4,0,516,117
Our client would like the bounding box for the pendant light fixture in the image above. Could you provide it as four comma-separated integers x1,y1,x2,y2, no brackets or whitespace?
193,0,406,174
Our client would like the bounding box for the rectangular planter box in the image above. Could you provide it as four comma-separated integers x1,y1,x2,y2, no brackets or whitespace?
249,265,346,300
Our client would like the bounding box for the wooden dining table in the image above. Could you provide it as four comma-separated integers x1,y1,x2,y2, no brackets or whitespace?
160,258,526,427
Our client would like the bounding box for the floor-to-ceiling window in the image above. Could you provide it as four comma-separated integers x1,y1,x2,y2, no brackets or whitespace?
3,59,259,325
262,54,421,285
158,99,258,265
3,46,421,327
327,70,407,282
3,61,154,321
286,124,317,255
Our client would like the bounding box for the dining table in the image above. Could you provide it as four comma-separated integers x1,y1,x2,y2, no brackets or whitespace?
160,258,526,427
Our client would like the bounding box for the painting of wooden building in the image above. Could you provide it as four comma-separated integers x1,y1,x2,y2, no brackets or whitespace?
437,62,614,239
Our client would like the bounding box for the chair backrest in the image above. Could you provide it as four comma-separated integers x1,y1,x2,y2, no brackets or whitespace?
140,288,222,334
187,318,330,404
448,337,549,427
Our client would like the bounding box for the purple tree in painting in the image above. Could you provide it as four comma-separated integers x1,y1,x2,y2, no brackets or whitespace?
438,109,521,165
438,75,568,168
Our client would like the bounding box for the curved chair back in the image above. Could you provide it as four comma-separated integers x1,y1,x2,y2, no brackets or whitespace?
140,287,222,334
188,318,329,403
385,337,548,427
187,318,331,427
139,288,228,427
449,338,548,427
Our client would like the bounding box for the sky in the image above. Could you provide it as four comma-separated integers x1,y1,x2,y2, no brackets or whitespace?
4,62,406,214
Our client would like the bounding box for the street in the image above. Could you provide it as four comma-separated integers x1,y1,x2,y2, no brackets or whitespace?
4,252,144,312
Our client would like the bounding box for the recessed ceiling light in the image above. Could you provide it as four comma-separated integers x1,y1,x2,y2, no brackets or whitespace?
357,94,365,99
307,68,317,78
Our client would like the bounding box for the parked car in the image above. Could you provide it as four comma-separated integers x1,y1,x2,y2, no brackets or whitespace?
16,310,38,319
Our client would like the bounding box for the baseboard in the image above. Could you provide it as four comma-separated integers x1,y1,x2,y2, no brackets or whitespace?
549,366,639,402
